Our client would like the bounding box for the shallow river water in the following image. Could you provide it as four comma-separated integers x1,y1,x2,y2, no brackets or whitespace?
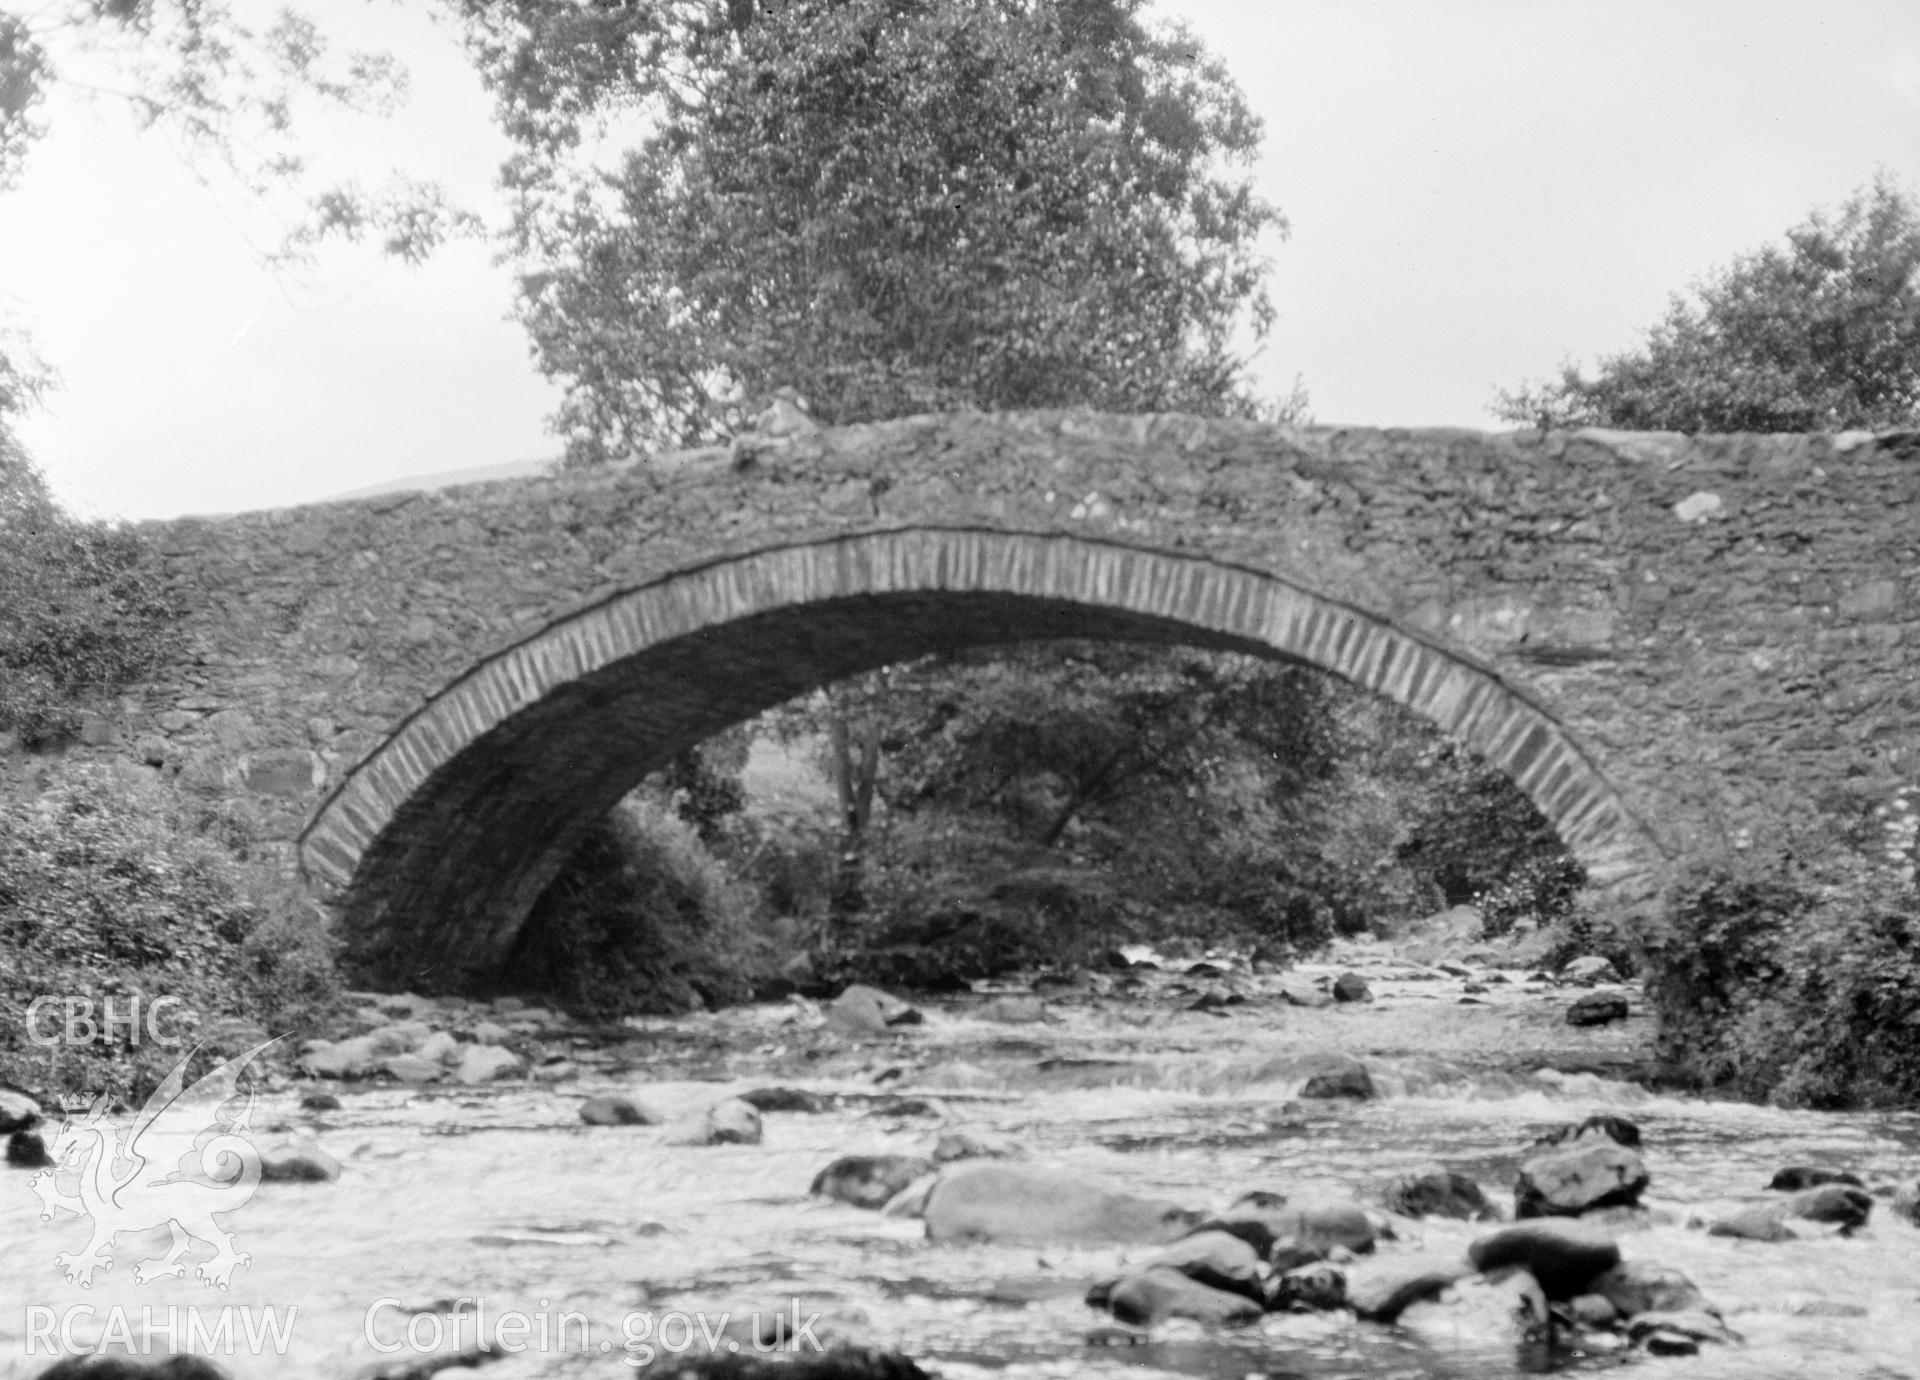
5,940,1918,1380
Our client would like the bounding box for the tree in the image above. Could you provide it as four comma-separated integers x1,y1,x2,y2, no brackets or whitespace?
0,1,475,265
474,0,1299,937
483,0,1284,462
1498,175,1920,433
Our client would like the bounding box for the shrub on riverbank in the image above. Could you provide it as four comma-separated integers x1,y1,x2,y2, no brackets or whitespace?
504,798,776,1017
0,764,341,1102
1,445,175,746
1644,843,1920,1108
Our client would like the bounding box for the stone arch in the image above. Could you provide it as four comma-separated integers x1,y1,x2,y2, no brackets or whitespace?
300,527,1663,988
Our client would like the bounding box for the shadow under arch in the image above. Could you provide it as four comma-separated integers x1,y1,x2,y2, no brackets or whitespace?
300,527,1664,989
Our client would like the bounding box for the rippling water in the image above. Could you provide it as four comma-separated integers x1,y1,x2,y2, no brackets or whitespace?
5,946,1917,1380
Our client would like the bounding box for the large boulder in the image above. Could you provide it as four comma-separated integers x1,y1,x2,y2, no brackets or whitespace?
1468,1220,1621,1300
811,1156,934,1210
1514,1142,1648,1218
922,1163,1197,1245
1262,1199,1377,1258
1383,1165,1492,1220
1099,1267,1264,1327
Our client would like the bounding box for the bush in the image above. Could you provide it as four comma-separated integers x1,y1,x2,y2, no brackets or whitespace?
1644,844,1920,1107
1,444,175,745
505,798,776,1017
0,764,342,1103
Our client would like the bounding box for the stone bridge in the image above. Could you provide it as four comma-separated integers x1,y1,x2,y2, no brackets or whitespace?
97,411,1919,990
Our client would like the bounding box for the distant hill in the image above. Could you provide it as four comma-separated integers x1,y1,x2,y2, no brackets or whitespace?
323,456,559,502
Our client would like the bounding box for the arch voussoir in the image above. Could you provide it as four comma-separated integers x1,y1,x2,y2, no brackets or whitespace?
299,527,1662,987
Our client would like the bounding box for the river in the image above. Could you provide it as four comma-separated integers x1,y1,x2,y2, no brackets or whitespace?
5,938,1917,1380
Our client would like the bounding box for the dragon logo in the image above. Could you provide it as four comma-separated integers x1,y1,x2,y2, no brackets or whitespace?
28,1040,278,1290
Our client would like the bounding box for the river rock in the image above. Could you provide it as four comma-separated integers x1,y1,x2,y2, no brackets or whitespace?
300,1091,342,1112
471,1020,512,1045
931,1128,1012,1162
739,1087,830,1113
1142,1229,1265,1300
1102,1266,1264,1327
299,1035,381,1079
1298,1054,1376,1100
36,1357,236,1378
977,995,1048,1024
1468,1219,1621,1300
1591,1260,1710,1317
1265,1199,1377,1257
1784,1183,1874,1228
1706,1205,1797,1242
380,1053,443,1084
579,1095,663,1126
812,1155,934,1210
454,1043,523,1084
1626,1309,1736,1350
1566,993,1629,1026
1894,1181,1920,1226
647,1345,934,1379
258,1144,341,1182
1383,1165,1492,1220
826,984,922,1035
1768,1165,1865,1191
1332,972,1373,1002
1710,1183,1873,1240
0,1087,40,1135
1535,1113,1642,1149
1560,955,1620,985
1266,1262,1349,1312
8,1128,53,1168
1277,981,1333,1008
665,1097,763,1146
364,1021,434,1057
1345,1259,1473,1322
415,1030,460,1065
1514,1142,1648,1217
1253,1051,1374,1099
922,1163,1198,1245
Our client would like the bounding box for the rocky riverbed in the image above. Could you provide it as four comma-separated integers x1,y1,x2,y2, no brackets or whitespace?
4,930,1918,1379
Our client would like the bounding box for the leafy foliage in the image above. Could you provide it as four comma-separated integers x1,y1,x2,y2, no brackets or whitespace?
485,0,1284,462
1498,175,1920,432
0,0,474,264
0,764,341,1102
503,797,775,1017
0,443,175,744
1644,841,1920,1107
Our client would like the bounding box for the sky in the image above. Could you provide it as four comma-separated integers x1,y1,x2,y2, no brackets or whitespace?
2,1,1918,521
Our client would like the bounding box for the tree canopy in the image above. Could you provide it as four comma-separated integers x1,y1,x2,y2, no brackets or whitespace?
1498,175,1920,433
481,0,1286,462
